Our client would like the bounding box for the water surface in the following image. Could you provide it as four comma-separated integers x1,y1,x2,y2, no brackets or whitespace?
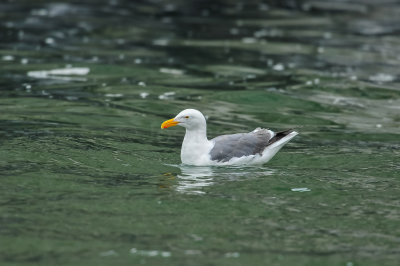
1,0,399,265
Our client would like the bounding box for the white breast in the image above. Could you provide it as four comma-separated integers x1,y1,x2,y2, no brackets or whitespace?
180,130,213,166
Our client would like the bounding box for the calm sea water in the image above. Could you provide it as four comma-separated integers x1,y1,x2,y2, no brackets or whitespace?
1,0,399,265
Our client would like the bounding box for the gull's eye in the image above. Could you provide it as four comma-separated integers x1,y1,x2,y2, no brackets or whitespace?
185,116,189,119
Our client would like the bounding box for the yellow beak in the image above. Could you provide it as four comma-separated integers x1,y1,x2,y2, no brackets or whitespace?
161,118,179,129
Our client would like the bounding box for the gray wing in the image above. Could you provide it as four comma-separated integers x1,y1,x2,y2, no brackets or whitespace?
209,129,273,162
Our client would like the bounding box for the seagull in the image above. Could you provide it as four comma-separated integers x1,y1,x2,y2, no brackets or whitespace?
161,109,298,166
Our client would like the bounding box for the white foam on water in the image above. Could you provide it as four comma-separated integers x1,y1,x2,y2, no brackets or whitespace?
2,55,14,61
105,93,123,98
158,91,176,100
140,92,149,98
369,73,394,83
291,187,311,192
273,63,284,71
159,67,184,75
27,67,90,81
130,248,171,257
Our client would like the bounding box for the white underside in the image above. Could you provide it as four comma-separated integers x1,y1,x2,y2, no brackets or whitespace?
181,130,298,166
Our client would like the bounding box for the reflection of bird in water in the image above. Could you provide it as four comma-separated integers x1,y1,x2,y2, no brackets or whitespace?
176,166,214,195
161,109,298,166
167,165,275,195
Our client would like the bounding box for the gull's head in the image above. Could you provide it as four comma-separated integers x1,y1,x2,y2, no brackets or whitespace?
161,109,206,130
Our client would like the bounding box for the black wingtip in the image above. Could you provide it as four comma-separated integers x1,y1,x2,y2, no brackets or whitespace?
267,129,297,146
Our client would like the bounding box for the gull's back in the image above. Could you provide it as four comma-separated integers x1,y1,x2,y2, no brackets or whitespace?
209,129,275,162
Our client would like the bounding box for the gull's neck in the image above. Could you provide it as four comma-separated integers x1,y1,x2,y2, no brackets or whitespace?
181,127,213,165
184,127,208,143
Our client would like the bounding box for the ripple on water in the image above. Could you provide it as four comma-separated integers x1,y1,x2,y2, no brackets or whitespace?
2,2,400,265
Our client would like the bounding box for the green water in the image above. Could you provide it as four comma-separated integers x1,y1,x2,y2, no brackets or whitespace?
1,0,399,265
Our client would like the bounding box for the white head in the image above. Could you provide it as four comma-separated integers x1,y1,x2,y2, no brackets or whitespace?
161,109,206,131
